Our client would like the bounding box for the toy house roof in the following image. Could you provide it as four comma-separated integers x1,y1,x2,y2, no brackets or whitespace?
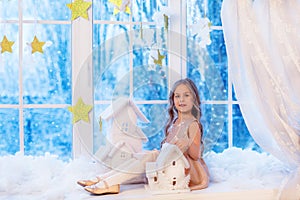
100,97,149,123
156,143,190,170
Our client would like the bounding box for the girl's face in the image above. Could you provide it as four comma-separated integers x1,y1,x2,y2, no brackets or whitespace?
173,84,194,114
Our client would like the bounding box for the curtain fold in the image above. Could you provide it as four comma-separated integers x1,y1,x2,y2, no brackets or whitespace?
221,0,300,199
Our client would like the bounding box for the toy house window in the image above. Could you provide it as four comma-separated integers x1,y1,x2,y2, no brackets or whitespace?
154,176,158,182
121,122,129,133
120,152,126,159
172,161,176,166
173,177,176,186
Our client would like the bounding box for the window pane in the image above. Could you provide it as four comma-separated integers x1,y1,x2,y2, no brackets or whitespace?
93,104,109,153
93,0,130,21
23,24,71,104
188,59,227,101
0,109,19,155
207,0,223,26
132,26,168,100
187,32,227,100
139,104,167,150
187,0,223,26
232,84,237,101
93,24,130,101
233,104,262,151
202,104,228,153
132,0,167,22
0,0,18,20
24,108,72,161
207,30,227,71
0,25,19,104
23,0,70,20
133,67,168,100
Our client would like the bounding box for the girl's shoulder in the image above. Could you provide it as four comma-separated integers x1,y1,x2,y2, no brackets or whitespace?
188,120,201,131
187,118,202,137
186,118,200,127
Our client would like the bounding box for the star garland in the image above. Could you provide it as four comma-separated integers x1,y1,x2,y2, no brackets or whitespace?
68,97,93,124
109,0,131,15
0,35,14,53
152,6,172,30
152,49,165,66
31,36,45,54
190,17,212,47
66,0,92,21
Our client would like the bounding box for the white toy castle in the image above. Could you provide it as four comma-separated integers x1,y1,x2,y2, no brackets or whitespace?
146,143,191,194
95,97,149,169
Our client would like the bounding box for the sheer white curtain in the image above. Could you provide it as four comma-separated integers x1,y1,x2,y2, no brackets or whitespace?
221,0,300,199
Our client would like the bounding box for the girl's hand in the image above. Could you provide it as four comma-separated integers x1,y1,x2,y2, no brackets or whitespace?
174,138,190,152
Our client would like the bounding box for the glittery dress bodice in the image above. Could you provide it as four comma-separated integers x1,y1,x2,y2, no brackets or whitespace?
165,118,196,144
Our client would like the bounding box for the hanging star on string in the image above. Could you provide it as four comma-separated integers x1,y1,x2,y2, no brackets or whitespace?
66,0,92,21
190,17,212,47
109,0,131,15
152,6,172,30
152,49,165,66
1,35,14,53
68,97,93,124
163,14,169,30
31,36,45,54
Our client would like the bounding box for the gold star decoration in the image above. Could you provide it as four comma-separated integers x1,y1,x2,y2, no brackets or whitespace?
66,0,92,21
68,97,93,124
164,14,169,30
152,49,165,66
31,36,45,54
1,35,14,53
109,0,131,15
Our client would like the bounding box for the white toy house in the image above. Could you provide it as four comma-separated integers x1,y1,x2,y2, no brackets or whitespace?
95,97,149,169
146,143,191,194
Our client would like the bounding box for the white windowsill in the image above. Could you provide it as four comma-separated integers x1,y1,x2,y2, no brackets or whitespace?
75,183,278,200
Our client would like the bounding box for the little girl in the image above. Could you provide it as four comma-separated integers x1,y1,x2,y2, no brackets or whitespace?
77,78,209,194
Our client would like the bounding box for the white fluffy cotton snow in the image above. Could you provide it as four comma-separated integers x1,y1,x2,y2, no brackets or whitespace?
0,148,290,200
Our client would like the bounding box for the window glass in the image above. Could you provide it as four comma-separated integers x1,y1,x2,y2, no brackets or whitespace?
131,0,167,22
139,104,167,150
93,104,108,154
23,0,70,20
0,109,19,155
232,85,236,101
0,0,18,20
23,24,71,104
0,25,19,104
93,24,130,101
23,108,72,161
93,0,130,21
133,67,168,100
201,104,228,153
187,49,227,101
207,0,223,26
187,0,223,26
132,25,168,101
233,104,262,151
